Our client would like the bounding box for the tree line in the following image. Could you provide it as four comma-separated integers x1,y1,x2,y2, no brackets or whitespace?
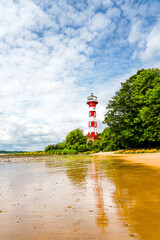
45,129,100,154
45,68,160,154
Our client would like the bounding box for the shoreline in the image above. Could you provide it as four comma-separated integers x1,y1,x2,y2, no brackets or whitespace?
92,152,160,168
1,152,160,169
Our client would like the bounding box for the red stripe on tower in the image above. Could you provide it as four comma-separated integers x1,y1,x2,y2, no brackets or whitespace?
86,93,99,144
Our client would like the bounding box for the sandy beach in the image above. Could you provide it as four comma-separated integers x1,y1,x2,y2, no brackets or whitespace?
92,152,160,168
1,153,160,239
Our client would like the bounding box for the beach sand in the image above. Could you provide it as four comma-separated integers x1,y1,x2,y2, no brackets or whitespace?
92,152,160,168
0,152,160,168
0,152,160,239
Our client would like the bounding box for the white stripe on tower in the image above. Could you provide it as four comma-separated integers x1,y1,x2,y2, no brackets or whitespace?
89,107,96,111
90,116,96,122
90,127,96,132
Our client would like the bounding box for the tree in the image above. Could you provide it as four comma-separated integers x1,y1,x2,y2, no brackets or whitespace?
100,128,114,150
87,140,94,150
103,68,160,149
65,129,86,147
93,140,101,151
78,144,87,152
45,144,55,152
57,142,66,149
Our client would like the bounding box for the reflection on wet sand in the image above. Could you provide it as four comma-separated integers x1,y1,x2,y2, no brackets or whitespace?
98,156,160,240
90,158,108,232
2,155,160,239
65,157,91,186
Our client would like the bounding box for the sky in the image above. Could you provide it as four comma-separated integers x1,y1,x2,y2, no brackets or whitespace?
0,0,160,151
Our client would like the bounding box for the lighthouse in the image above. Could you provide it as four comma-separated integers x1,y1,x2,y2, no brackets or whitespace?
87,93,99,144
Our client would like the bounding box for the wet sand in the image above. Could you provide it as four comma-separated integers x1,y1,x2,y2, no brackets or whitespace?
1,155,160,239
93,152,160,168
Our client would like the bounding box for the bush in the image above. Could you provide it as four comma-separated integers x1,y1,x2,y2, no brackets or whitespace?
65,129,86,147
93,148,100,153
45,145,55,152
57,143,66,149
63,149,77,155
71,143,79,151
85,151,90,155
78,144,87,152
87,141,94,150
47,150,55,155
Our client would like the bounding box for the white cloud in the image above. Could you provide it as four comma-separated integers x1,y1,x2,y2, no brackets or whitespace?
140,21,160,62
88,0,112,10
128,16,160,63
89,12,111,32
106,7,121,19
0,0,160,151
128,19,143,44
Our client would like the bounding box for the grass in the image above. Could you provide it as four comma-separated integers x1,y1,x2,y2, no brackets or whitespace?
116,148,160,154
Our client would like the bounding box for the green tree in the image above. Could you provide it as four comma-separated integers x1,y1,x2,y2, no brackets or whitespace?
71,142,79,150
103,68,160,149
45,144,55,152
100,127,117,151
65,129,86,147
93,140,101,151
78,144,87,152
57,142,66,149
87,140,94,150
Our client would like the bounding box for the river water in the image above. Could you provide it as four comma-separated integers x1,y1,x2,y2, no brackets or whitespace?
0,156,160,240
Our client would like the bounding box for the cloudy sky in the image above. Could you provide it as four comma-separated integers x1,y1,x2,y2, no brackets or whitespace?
0,0,160,151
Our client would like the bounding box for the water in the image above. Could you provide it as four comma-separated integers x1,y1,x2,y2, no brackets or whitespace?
0,156,160,240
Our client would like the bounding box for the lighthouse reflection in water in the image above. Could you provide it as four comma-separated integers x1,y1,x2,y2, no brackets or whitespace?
89,158,108,232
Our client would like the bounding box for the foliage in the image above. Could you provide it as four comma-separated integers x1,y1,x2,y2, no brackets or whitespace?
78,144,87,152
13,151,46,157
44,128,102,155
57,142,66,149
103,68,160,150
116,148,160,154
45,144,56,151
87,140,94,150
12,149,78,156
65,129,86,147
100,127,118,151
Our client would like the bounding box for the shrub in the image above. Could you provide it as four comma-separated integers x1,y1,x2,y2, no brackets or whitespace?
78,144,87,152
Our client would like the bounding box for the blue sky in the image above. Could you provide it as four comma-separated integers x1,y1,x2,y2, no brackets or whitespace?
0,0,160,151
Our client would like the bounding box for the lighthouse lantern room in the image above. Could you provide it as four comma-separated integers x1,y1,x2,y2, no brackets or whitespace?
87,93,99,144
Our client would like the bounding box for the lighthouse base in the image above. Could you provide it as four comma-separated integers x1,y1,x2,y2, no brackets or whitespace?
87,137,100,144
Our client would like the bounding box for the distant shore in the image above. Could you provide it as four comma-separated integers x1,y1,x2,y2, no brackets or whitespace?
92,152,160,168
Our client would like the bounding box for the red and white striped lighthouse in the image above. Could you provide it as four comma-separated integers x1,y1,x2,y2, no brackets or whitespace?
87,93,99,144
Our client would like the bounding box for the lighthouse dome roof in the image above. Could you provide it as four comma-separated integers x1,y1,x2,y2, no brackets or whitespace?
87,93,98,103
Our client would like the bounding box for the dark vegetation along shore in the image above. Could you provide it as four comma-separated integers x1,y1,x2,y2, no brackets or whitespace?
1,68,160,157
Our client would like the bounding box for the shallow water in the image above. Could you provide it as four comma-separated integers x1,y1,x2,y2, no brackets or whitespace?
0,156,160,240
